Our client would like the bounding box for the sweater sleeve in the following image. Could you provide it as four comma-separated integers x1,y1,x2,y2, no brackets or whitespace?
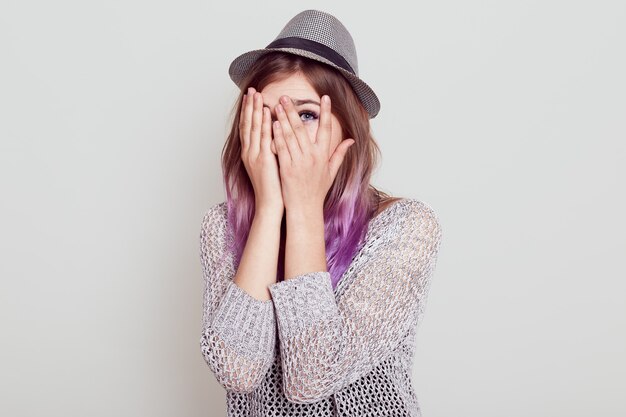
199,203,276,393
267,199,443,404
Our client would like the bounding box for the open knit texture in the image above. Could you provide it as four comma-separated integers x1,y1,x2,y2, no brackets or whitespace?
199,197,443,416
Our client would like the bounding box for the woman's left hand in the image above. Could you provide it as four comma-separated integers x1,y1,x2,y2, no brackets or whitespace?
272,94,355,212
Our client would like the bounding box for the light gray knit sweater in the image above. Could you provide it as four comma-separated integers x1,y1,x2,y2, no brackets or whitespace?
199,198,443,416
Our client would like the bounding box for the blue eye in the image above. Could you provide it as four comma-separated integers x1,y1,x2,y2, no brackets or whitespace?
299,111,319,122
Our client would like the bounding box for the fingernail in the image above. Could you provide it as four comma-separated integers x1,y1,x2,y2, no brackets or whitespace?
323,95,330,104
280,96,289,105
276,104,283,113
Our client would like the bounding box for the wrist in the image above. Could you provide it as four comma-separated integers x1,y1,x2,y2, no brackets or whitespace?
285,205,325,233
286,202,324,219
254,205,284,223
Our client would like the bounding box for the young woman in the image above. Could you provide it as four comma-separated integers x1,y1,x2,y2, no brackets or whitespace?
199,9,443,417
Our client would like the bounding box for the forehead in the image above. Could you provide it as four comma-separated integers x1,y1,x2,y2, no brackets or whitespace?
260,72,319,103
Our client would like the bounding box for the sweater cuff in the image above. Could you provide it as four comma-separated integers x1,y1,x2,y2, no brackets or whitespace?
268,271,338,339
209,279,276,359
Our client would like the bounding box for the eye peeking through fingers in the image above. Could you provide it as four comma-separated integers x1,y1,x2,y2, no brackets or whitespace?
299,111,319,123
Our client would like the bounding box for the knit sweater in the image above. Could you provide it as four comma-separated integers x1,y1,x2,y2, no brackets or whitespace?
199,197,443,417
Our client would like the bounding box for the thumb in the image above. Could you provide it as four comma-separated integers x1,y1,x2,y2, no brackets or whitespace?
328,138,355,180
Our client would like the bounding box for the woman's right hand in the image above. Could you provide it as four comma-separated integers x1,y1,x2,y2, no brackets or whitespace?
239,87,284,215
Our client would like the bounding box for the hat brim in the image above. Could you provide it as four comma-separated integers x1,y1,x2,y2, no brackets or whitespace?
228,48,381,119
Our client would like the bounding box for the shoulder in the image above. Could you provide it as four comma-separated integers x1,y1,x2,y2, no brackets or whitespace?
199,201,230,262
201,200,228,223
403,198,441,229
389,197,443,247
200,201,229,239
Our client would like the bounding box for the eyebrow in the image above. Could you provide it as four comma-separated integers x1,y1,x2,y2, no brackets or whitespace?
263,98,320,109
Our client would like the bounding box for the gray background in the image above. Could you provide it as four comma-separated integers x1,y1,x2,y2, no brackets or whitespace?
1,1,624,416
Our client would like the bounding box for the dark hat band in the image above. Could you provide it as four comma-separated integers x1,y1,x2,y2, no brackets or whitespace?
265,37,355,75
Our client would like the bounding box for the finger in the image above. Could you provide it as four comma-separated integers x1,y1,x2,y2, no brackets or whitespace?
272,119,292,168
249,91,263,155
260,106,273,154
275,102,302,160
270,140,277,155
317,94,332,154
279,95,311,154
240,87,256,151
238,93,248,150
328,138,355,181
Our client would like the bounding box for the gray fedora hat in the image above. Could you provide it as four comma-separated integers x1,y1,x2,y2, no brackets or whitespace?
228,9,381,119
